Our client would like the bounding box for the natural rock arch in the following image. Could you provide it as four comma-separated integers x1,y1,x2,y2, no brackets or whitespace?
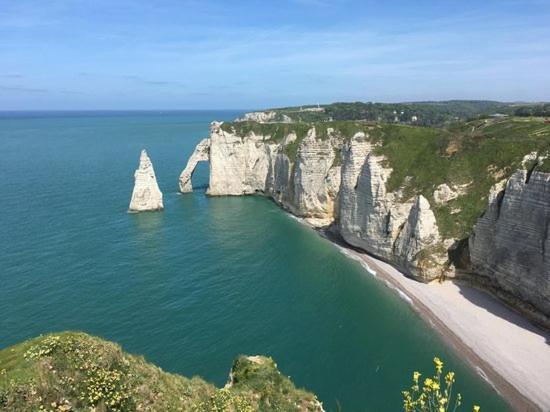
179,138,210,193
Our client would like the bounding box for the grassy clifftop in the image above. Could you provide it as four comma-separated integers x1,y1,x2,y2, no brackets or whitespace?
372,117,550,239
0,332,323,412
221,117,550,240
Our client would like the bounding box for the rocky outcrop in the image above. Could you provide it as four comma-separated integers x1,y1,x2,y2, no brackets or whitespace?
236,110,276,123
433,183,470,205
179,138,210,193
433,183,458,205
469,170,550,324
236,110,293,123
129,150,163,212
393,195,444,279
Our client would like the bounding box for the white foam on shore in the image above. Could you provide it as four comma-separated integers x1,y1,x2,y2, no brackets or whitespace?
381,279,414,305
338,247,377,277
476,367,500,394
336,246,414,306
397,289,413,305
287,214,304,223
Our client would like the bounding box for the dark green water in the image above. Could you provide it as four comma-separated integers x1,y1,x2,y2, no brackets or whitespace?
0,111,510,411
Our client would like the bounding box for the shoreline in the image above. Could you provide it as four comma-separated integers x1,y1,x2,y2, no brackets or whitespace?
303,223,550,412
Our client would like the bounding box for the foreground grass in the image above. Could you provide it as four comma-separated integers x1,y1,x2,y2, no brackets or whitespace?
0,332,323,412
221,117,550,240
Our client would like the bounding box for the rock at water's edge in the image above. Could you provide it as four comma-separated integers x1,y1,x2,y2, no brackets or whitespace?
179,138,210,193
129,149,163,212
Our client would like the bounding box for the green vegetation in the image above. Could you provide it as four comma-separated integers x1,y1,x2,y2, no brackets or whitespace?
265,101,532,126
371,117,550,239
402,357,479,412
0,332,322,412
511,103,550,118
254,101,550,127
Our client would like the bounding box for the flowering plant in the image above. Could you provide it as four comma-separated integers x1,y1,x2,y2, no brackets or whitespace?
402,357,480,412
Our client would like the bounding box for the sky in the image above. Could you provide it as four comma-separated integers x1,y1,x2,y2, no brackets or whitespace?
0,0,549,110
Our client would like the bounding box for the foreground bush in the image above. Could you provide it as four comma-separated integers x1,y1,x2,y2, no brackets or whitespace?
402,357,480,412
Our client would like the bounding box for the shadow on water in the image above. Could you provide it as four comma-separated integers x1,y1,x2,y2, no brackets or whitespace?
130,210,165,233
130,211,166,268
455,282,550,345
192,184,209,191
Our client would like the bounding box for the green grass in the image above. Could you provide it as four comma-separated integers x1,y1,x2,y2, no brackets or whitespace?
0,332,322,412
371,118,550,239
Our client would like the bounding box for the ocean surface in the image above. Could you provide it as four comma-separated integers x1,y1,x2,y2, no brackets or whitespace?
0,111,510,411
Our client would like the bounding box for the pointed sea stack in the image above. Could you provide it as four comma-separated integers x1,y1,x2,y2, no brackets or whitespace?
129,149,164,212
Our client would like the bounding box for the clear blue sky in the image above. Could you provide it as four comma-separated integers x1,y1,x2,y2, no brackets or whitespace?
1,0,549,110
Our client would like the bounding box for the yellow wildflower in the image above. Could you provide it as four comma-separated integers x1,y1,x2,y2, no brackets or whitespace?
434,357,444,373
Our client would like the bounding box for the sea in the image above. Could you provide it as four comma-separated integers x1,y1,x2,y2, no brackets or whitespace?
0,110,510,411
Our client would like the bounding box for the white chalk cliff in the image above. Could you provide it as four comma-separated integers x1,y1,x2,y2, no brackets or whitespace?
337,137,444,280
129,150,163,212
180,121,550,326
469,170,550,326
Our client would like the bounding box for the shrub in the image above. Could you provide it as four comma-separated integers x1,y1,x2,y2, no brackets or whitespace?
402,357,480,412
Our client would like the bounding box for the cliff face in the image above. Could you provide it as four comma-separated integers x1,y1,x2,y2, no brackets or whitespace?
208,122,277,196
469,170,550,324
338,139,444,279
180,119,550,326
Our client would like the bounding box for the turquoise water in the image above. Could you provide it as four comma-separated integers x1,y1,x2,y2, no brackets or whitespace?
0,111,510,411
